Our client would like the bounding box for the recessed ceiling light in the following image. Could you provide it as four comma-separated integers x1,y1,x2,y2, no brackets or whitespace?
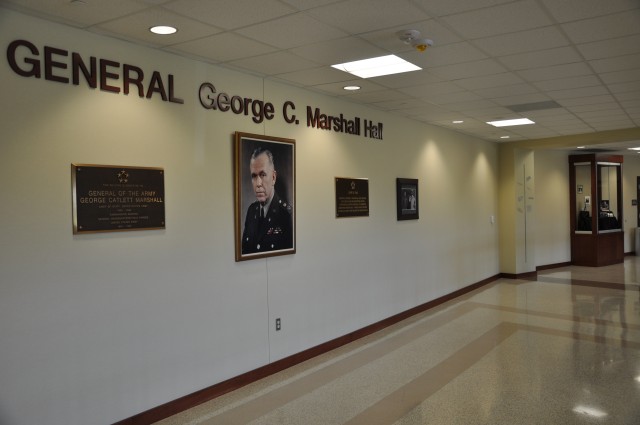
332,55,421,79
486,118,535,127
452,120,464,124
150,25,177,35
343,85,361,91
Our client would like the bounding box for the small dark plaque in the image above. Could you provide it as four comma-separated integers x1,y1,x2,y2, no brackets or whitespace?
72,164,165,234
335,177,369,218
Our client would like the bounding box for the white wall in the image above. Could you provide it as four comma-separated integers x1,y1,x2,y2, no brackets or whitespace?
0,10,501,425
534,150,571,265
623,155,640,252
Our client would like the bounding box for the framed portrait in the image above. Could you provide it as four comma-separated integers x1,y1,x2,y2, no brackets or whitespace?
396,178,419,220
234,132,296,261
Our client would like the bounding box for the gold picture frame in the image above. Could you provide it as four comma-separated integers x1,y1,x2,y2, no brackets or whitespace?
234,132,296,261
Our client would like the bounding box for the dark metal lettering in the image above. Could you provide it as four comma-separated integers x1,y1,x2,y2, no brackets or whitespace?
72,53,97,88
44,46,69,83
123,64,144,96
99,59,120,93
146,71,167,101
7,39,41,78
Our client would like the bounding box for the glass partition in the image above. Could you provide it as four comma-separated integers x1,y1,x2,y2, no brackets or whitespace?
574,162,592,232
597,162,622,232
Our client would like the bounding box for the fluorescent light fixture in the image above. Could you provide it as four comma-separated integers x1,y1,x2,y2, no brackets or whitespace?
332,55,421,79
452,120,464,124
577,146,586,149
150,25,177,35
486,118,535,127
627,147,640,151
500,136,510,139
343,85,361,91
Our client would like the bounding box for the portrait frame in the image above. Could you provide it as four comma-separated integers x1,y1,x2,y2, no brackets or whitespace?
396,178,419,221
234,132,296,262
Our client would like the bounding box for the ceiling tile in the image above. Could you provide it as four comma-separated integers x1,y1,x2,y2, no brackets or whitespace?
440,99,501,112
567,102,622,113
615,92,640,102
499,47,583,71
307,0,431,34
540,0,637,23
454,73,524,90
491,93,552,106
370,71,443,89
410,0,513,17
533,75,602,91
426,91,483,105
235,13,347,49
413,42,487,68
94,8,219,46
561,10,640,44
357,19,462,52
600,69,640,85
428,59,507,80
589,53,640,73
162,0,296,30
473,27,569,57
2,0,149,27
440,0,552,39
547,86,610,100
347,89,408,103
272,67,354,86
608,81,640,94
397,81,465,97
289,37,386,65
168,32,277,62
472,83,539,99
228,51,320,76
279,0,339,10
559,94,617,106
517,62,593,82
576,34,640,61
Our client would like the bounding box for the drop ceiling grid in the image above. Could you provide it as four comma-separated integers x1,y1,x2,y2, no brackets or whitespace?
1,0,638,144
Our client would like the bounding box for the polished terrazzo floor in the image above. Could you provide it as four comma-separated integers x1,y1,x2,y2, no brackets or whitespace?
156,258,640,424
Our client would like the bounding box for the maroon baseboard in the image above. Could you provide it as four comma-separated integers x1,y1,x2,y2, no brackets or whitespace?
536,261,571,271
500,271,537,280
113,273,501,425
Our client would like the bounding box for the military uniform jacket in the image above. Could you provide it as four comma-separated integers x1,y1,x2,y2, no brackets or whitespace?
242,193,293,254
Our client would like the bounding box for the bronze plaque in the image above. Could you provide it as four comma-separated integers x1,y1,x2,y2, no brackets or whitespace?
72,164,165,233
335,177,369,218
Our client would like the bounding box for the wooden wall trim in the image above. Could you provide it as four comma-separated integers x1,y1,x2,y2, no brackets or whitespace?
113,273,501,425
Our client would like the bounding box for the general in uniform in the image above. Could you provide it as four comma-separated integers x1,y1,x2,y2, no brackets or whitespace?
242,192,292,254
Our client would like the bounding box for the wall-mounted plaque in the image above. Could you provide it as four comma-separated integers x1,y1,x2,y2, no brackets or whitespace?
72,164,165,234
335,177,369,218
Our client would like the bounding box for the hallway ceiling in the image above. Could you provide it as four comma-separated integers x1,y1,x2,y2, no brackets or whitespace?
3,0,640,148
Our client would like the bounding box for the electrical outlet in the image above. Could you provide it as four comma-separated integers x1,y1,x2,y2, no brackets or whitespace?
275,318,281,331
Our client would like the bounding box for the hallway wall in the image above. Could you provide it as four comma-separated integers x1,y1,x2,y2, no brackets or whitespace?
0,10,500,425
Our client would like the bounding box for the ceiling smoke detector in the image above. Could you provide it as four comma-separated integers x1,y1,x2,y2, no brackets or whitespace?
397,29,433,52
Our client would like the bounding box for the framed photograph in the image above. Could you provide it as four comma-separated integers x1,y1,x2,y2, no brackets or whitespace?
577,184,583,194
396,178,419,220
234,132,295,261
